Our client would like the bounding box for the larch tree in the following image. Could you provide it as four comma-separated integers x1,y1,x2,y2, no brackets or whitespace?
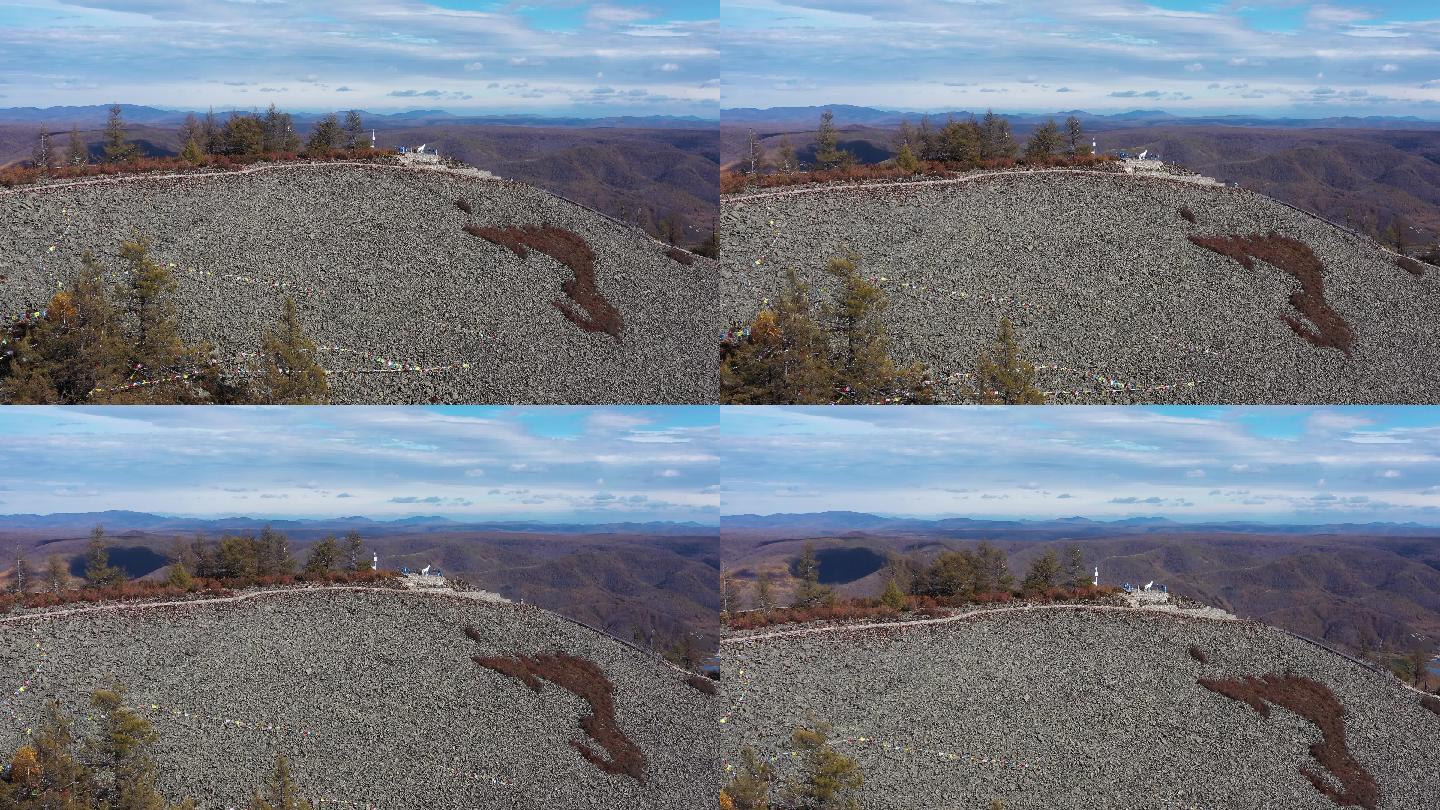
746,129,767,174
1021,549,1061,594
1065,115,1088,155
975,317,1044,404
32,130,55,171
1023,119,1062,161
722,746,776,810
342,531,366,571
776,136,798,173
303,536,341,574
344,110,365,149
65,124,89,165
782,722,864,810
46,554,69,593
305,114,343,154
84,526,124,587
979,110,1016,160
814,110,844,170
258,297,328,404
102,104,139,163
250,754,314,810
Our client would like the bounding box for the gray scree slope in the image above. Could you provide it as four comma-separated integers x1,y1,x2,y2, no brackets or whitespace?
721,171,1440,403
0,163,718,404
721,608,1440,810
0,588,717,809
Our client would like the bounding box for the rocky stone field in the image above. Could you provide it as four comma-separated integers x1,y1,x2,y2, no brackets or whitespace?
0,587,717,809
0,163,718,403
721,169,1440,403
721,606,1440,810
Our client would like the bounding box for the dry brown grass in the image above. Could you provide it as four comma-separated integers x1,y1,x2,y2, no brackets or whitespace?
1188,644,1209,664
471,647,647,782
1188,231,1355,357
0,568,400,614
1199,673,1378,810
0,148,387,188
1179,207,1197,224
666,246,695,266
463,224,623,340
720,154,1118,195
1397,256,1425,277
724,587,1115,631
455,198,473,215
1422,694,1440,717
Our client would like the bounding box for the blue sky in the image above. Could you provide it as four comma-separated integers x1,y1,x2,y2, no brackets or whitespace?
0,0,718,116
0,406,719,522
722,0,1440,117
722,406,1440,524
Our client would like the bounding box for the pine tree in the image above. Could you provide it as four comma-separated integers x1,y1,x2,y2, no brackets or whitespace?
814,110,845,170
723,746,775,810
303,536,340,575
1065,115,1088,156
65,124,89,165
975,317,1044,404
258,297,327,404
103,104,139,163
32,130,55,171
305,114,342,154
1021,550,1061,594
343,110,364,149
782,722,863,810
29,701,97,803
251,754,314,810
1023,119,1062,162
85,526,125,587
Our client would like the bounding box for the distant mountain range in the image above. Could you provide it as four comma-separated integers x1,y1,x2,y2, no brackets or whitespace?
723,511,1440,535
0,509,714,535
721,104,1440,131
0,104,712,129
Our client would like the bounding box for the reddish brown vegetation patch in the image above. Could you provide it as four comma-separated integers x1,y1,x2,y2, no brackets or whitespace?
471,645,646,783
720,154,1117,194
1198,673,1378,810
685,674,717,695
0,148,387,189
724,586,1116,631
1188,231,1355,357
463,224,623,340
1179,207,1197,224
0,568,400,614
1189,644,1209,664
1397,256,1425,277
666,246,695,266
1422,694,1440,717
455,198,473,215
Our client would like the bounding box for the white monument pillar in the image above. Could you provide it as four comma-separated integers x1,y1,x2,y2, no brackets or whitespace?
372,552,378,571
1093,566,1099,586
